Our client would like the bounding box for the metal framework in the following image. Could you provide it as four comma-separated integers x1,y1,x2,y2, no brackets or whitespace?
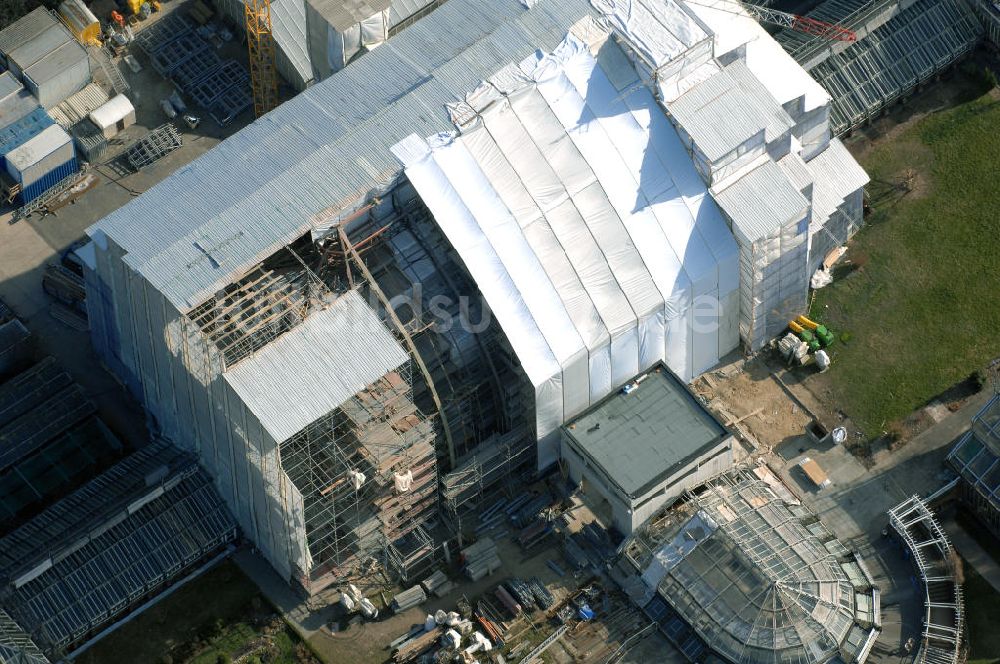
809,0,983,135
278,359,440,589
244,0,280,117
125,124,182,171
947,395,1000,539
887,496,964,664
628,466,880,664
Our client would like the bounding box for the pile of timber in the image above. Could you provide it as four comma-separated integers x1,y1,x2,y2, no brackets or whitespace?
392,625,441,663
461,537,501,581
392,584,427,613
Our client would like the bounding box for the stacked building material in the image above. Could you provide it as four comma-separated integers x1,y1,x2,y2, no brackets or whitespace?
392,584,427,613
494,585,521,616
392,625,440,663
504,579,538,611
42,263,85,311
517,518,552,550
420,570,456,598
510,493,552,528
461,537,501,581
529,577,555,609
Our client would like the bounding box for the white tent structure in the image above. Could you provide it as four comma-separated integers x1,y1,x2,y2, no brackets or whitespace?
394,30,741,468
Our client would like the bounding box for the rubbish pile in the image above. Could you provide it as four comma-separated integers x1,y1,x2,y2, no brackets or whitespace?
780,315,836,370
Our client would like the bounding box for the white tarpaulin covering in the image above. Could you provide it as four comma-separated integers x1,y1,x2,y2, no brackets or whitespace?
394,33,739,470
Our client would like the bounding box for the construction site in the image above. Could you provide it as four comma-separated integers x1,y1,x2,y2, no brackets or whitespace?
0,0,999,662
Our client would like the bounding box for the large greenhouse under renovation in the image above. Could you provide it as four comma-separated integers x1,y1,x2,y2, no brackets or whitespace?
81,0,871,595
773,0,991,136
625,466,881,664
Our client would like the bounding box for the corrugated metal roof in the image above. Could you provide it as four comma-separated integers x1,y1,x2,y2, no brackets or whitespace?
91,0,598,312
667,60,794,162
48,82,109,128
388,0,436,27
6,22,73,72
0,71,22,103
22,38,88,84
776,146,813,196
223,290,408,443
308,0,391,31
713,159,808,244
806,137,869,226
0,7,58,58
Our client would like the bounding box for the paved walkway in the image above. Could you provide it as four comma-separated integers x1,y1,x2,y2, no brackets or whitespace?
942,518,1000,594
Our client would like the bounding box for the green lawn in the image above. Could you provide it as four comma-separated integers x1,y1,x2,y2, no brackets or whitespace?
76,560,313,664
811,76,1000,436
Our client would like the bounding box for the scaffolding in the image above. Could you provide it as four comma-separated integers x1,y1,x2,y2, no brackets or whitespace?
278,359,440,591
887,496,964,664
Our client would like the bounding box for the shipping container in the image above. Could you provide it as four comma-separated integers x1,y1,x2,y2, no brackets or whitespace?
0,7,59,69
18,156,78,203
22,39,91,108
5,124,76,199
89,94,135,138
0,106,54,171
0,71,22,106
6,22,73,80
59,0,101,46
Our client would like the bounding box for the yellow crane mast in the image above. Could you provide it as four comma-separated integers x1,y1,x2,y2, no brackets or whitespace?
245,0,279,117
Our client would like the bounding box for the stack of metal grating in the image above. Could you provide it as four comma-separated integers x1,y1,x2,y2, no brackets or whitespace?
134,9,250,125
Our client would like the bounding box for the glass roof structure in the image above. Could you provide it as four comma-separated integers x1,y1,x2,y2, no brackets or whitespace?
635,467,879,664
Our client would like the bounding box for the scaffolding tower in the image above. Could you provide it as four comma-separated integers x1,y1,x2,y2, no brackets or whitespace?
888,496,964,664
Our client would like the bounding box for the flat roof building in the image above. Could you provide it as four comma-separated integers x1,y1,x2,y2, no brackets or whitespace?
561,364,734,533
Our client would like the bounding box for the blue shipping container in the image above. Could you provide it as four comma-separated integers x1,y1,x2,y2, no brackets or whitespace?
0,106,53,171
17,156,77,204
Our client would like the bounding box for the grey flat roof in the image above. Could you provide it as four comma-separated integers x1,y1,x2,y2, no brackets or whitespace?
562,363,728,498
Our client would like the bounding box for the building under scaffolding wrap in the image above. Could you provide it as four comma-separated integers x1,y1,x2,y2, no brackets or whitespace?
82,0,869,592
623,466,880,663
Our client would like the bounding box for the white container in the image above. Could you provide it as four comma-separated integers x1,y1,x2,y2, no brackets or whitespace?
22,39,90,108
5,123,74,187
88,94,136,138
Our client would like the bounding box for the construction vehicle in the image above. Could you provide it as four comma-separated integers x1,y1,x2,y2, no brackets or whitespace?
245,0,279,117
687,0,857,42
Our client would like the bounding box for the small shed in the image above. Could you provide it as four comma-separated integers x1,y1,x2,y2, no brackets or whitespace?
88,94,136,139
4,124,77,203
58,0,101,45
22,39,91,108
